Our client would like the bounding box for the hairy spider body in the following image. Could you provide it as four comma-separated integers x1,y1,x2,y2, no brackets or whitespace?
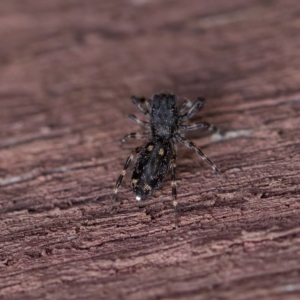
113,93,219,206
132,138,173,200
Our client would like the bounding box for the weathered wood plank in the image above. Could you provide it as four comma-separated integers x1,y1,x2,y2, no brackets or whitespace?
1,0,300,299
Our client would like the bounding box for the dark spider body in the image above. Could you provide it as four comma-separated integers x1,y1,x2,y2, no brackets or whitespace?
132,139,172,200
132,94,178,200
113,93,219,205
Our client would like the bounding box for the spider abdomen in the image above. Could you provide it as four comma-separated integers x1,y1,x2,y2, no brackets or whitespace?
131,139,173,201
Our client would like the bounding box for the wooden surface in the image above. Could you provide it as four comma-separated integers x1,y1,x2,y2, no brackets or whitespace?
1,0,300,299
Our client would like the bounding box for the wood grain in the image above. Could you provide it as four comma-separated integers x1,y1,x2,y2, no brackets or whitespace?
1,0,300,299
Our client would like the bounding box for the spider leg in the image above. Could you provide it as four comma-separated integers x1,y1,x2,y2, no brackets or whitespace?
180,97,205,120
131,96,150,118
180,121,217,132
170,148,178,228
179,98,192,113
176,135,219,173
128,114,150,128
120,132,148,145
145,98,152,110
112,147,141,202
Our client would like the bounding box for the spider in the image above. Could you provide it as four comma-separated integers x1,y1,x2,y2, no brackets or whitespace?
112,93,219,222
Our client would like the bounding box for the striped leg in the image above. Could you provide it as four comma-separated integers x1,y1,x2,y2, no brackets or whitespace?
128,114,150,128
131,96,150,118
145,98,152,110
179,98,193,113
171,159,178,228
120,132,147,145
112,147,141,202
180,122,217,132
181,98,205,120
176,135,219,173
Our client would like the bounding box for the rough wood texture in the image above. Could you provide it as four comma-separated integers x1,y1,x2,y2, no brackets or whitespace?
1,0,300,299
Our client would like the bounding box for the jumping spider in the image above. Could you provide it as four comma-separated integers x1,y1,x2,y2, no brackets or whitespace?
112,93,219,222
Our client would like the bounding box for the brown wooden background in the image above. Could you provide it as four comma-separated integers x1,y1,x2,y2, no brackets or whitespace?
1,0,300,299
